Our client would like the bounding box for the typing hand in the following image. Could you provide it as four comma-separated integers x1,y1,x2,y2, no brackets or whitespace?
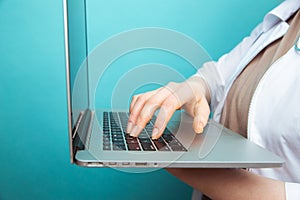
127,76,211,139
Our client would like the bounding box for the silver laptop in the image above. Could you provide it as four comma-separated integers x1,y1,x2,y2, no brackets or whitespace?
63,0,284,169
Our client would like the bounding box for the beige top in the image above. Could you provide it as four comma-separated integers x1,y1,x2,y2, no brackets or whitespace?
220,9,300,138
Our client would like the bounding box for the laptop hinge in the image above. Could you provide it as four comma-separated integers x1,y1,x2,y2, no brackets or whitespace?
72,109,92,159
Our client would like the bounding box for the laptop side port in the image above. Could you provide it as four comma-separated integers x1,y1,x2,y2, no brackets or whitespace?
86,162,104,167
122,162,130,166
135,162,147,166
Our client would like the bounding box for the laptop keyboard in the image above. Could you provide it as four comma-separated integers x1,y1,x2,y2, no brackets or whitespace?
102,112,187,152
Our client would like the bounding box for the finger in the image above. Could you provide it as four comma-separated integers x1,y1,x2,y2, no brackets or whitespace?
129,84,178,137
152,94,181,139
129,124,144,137
130,102,159,137
129,94,141,113
151,82,196,139
128,82,178,135
181,101,195,117
127,91,157,133
129,90,156,114
193,98,210,134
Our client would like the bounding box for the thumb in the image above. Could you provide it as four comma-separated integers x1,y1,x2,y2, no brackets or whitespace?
193,98,210,134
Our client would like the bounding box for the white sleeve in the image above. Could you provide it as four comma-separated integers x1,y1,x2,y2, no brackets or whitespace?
285,182,300,200
195,23,263,112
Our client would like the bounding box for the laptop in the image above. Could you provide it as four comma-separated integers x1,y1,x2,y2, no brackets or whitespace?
63,0,284,169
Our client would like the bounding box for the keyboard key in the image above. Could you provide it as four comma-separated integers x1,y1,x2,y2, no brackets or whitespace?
103,144,111,150
141,143,156,151
138,134,149,139
125,134,134,139
139,138,152,143
112,134,123,139
112,138,124,142
168,141,187,151
125,135,138,144
162,134,175,143
168,140,180,147
153,140,169,151
113,145,126,151
126,139,138,144
103,140,110,144
103,139,110,144
103,134,110,139
103,128,109,132
112,141,125,146
128,143,141,151
103,131,110,135
171,146,187,151
159,146,170,151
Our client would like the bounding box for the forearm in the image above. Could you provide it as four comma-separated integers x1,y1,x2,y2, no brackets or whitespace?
167,168,285,200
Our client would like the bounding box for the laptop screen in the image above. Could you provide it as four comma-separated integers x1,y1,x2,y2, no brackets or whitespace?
65,0,89,128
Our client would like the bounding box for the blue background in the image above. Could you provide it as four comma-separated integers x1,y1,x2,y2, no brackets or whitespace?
0,0,280,199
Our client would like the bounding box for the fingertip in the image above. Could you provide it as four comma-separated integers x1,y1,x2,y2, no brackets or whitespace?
130,125,142,137
193,120,204,134
151,127,159,139
195,127,204,134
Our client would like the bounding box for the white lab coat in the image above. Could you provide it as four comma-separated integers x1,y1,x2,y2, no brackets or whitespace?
195,0,300,199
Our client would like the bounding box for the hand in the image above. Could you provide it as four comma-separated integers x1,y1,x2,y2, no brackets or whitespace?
127,75,211,139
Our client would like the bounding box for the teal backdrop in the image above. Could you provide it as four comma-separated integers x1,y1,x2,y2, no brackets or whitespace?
0,0,280,199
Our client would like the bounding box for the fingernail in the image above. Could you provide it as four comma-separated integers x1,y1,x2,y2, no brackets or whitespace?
130,125,139,137
196,122,204,134
152,127,159,139
127,122,133,133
